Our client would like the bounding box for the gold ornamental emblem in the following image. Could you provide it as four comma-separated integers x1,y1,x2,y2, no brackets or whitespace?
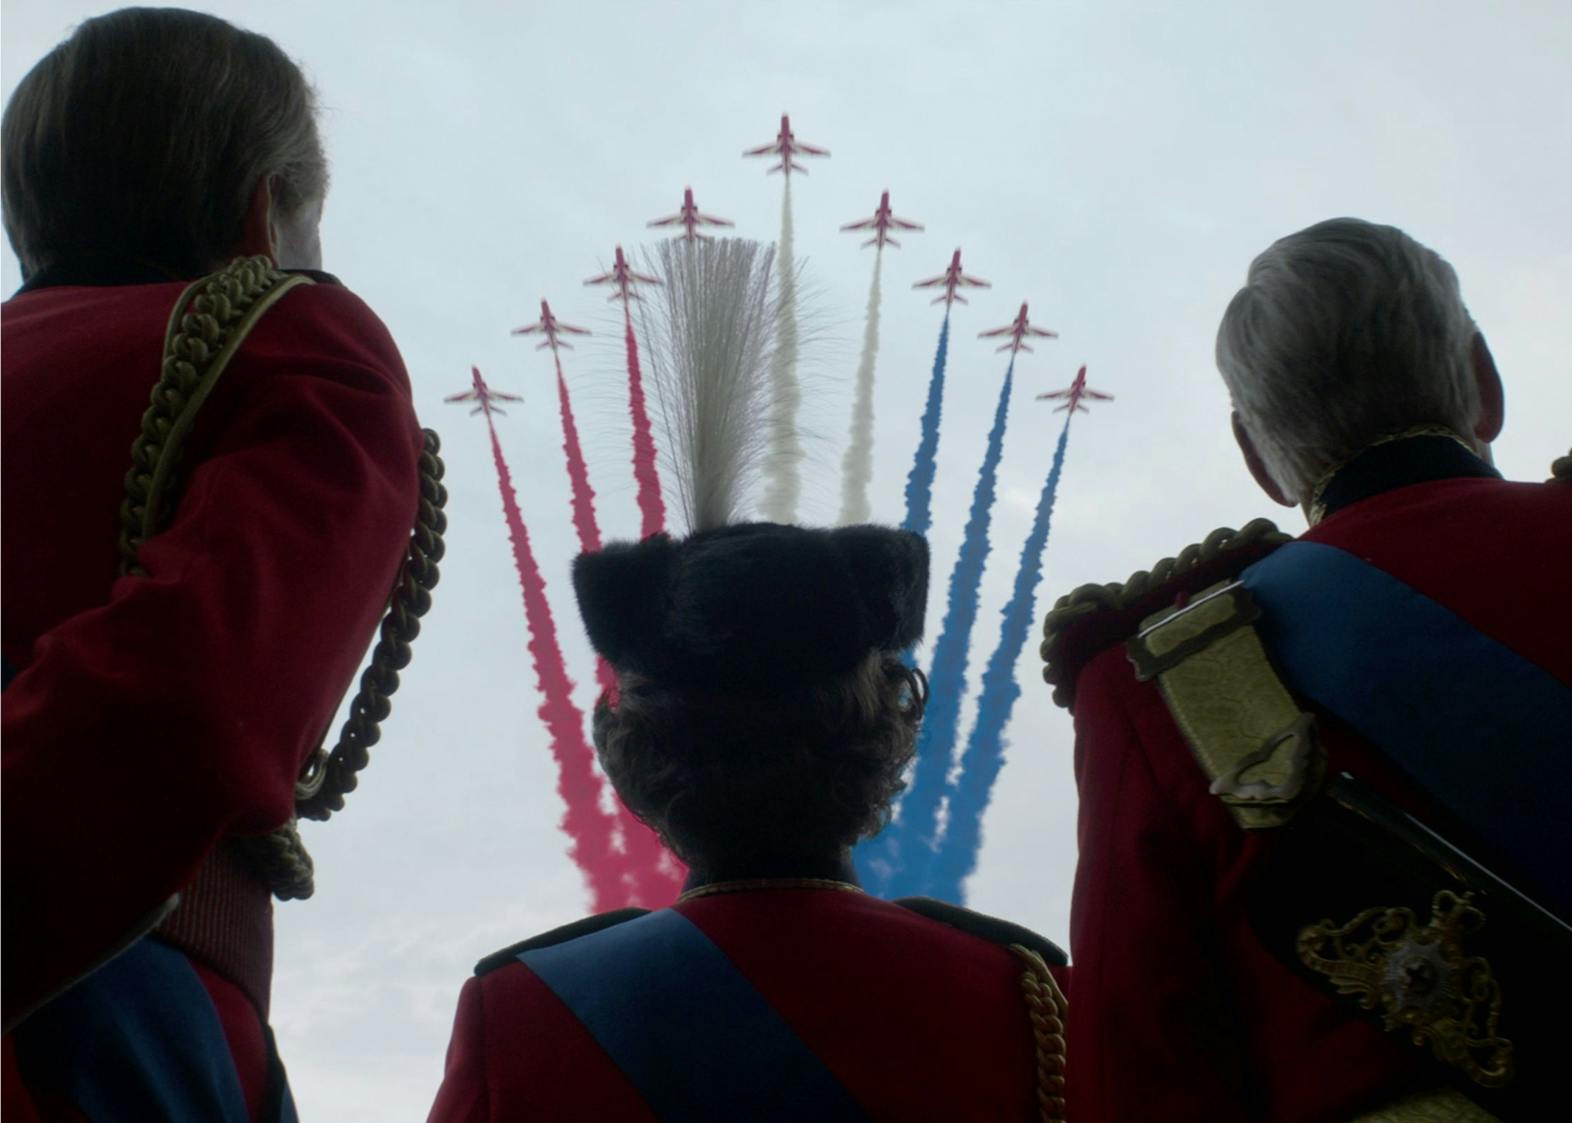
1298,891,1513,1089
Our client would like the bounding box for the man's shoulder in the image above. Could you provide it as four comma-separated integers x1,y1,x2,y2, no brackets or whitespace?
474,908,652,977
3,271,401,380
1041,517,1292,710
245,273,406,379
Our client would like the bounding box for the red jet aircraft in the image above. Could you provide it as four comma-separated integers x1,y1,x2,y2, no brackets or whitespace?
511,299,590,352
445,366,523,417
647,187,734,242
742,113,829,176
979,302,1059,355
913,248,991,308
1036,364,1113,413
584,245,662,303
840,190,923,249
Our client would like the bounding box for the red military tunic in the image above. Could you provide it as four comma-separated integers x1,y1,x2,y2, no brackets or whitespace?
1050,460,1569,1122
2,273,423,1115
428,885,1066,1121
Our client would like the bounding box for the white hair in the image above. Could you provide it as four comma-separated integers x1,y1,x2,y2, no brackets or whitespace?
1215,218,1481,501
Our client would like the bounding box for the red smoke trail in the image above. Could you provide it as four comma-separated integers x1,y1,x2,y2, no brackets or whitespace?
623,304,667,539
555,347,685,905
486,414,624,910
552,350,617,699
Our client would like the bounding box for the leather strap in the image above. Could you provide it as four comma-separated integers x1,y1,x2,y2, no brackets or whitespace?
1126,579,1321,830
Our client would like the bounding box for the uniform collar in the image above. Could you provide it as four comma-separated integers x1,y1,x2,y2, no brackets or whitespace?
1309,430,1500,526
679,853,862,899
677,877,863,903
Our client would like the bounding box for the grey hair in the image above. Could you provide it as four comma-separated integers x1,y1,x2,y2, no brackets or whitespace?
2,7,327,279
1215,218,1481,501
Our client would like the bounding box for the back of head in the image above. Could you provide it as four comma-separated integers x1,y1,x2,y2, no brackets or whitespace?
2,7,326,280
1215,218,1482,502
573,241,930,875
578,521,930,873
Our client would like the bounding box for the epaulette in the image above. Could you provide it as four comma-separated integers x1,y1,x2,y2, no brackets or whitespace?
474,907,649,976
893,896,1067,967
1039,518,1291,709
1550,453,1569,484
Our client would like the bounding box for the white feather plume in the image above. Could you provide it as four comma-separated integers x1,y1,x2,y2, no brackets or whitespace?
639,239,778,533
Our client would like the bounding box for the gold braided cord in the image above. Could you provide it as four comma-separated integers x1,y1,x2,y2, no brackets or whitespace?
1010,944,1068,1123
235,430,446,901
235,819,317,901
295,429,447,821
1039,518,1291,707
120,257,311,575
119,257,448,901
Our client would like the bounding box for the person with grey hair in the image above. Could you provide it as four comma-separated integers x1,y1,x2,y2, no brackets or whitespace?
1217,217,1504,517
1041,218,1567,1121
2,9,432,1120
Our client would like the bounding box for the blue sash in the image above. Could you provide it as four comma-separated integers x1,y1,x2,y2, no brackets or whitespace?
11,936,295,1123
520,908,870,1122
1241,541,1571,916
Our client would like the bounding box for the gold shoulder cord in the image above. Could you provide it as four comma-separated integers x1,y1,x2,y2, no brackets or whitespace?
1010,944,1068,1123
120,256,448,900
1039,518,1291,709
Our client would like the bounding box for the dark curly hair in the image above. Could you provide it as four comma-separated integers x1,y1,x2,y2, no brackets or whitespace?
593,653,927,869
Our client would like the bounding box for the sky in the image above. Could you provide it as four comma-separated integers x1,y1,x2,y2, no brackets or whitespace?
3,1,1568,1118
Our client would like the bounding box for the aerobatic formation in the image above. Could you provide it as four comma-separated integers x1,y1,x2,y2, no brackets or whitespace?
13,13,1565,1120
451,113,1109,909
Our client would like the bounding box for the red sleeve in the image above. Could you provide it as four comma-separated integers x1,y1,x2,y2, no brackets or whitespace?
1,287,421,1023
1066,646,1251,1123
427,977,490,1123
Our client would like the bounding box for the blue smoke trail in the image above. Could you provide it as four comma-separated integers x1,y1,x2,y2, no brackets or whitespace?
900,314,951,538
922,416,1073,902
856,359,1015,897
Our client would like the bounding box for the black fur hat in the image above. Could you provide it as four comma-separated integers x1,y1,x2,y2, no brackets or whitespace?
573,523,928,692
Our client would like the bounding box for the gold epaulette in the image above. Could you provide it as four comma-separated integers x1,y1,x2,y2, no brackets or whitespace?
1039,518,1290,708
1550,452,1569,484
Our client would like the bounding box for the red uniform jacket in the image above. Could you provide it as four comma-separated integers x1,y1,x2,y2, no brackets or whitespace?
428,887,1066,1121
2,276,422,1113
1053,465,1569,1122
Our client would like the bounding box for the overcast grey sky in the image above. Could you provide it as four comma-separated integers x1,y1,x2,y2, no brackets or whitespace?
4,1,1568,1118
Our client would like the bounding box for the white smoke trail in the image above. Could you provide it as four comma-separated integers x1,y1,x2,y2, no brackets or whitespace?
758,178,803,523
837,249,883,525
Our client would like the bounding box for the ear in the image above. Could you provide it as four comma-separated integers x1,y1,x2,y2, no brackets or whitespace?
233,178,276,263
1470,332,1504,445
1233,411,1294,507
